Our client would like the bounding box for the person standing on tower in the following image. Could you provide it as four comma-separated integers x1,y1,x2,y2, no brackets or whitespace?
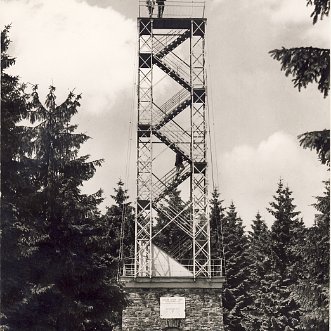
146,0,155,17
175,152,184,180
156,0,166,18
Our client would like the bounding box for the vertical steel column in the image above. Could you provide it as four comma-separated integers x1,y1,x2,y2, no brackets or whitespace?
135,19,154,277
190,19,210,277
133,16,211,279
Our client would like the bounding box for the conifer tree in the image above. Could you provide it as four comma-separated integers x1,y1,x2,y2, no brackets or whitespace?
1,26,37,329
294,180,329,330
103,180,135,268
270,0,330,165
9,86,127,330
242,213,271,330
268,181,306,279
209,188,226,261
261,180,306,331
222,202,251,331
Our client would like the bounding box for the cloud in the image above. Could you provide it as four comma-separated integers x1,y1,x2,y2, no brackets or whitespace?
239,0,311,24
267,0,312,24
210,0,226,6
1,0,136,112
219,132,327,228
303,18,330,46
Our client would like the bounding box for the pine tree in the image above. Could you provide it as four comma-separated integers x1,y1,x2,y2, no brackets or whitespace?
1,26,37,329
242,213,271,330
103,180,135,269
222,202,251,331
261,180,306,331
8,86,127,330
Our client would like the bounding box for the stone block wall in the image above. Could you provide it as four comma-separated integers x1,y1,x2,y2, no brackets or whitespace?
122,288,224,331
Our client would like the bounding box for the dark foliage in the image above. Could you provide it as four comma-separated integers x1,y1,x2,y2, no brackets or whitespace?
242,213,271,330
269,47,330,97
263,180,306,331
209,188,226,260
222,203,251,331
103,180,135,270
1,25,36,330
1,28,127,328
293,180,330,330
306,0,330,23
154,189,191,261
298,129,330,166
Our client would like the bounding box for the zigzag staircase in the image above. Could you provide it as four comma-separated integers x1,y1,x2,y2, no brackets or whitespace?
153,88,191,130
155,29,191,58
143,28,195,268
153,55,190,90
169,235,193,261
152,161,191,203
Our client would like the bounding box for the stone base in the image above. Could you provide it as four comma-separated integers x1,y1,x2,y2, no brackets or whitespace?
120,277,225,331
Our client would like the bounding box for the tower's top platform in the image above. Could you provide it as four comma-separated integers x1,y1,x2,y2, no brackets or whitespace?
139,0,206,19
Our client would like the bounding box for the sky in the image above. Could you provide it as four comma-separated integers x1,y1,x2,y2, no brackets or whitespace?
1,0,329,229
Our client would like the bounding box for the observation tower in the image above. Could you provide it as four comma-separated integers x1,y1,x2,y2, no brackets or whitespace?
121,1,225,330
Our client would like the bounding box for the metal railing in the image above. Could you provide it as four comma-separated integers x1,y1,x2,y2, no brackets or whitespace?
151,161,191,200
139,0,206,18
158,122,191,156
153,196,193,237
169,236,192,259
158,88,190,116
121,258,222,277
152,88,190,127
155,52,190,84
154,29,188,56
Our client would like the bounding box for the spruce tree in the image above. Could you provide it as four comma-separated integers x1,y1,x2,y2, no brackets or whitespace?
103,180,135,270
209,188,226,261
222,202,251,331
268,181,305,279
1,26,37,329
294,180,329,330
261,180,306,331
270,0,330,165
242,213,271,331
11,86,126,330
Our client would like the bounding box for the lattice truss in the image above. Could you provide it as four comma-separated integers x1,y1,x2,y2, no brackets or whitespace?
135,18,210,278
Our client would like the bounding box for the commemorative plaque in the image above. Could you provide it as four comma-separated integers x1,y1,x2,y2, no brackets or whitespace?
160,297,185,319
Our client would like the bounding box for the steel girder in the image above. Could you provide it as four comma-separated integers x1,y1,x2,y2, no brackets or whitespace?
135,18,210,278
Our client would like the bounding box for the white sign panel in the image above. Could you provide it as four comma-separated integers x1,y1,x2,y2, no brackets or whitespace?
160,297,185,319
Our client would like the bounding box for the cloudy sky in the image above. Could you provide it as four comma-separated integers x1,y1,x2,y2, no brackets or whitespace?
1,0,329,229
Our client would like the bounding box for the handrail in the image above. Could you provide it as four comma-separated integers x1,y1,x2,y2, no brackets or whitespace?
151,161,190,200
138,0,206,19
153,29,187,55
158,123,191,156
155,53,190,82
159,88,190,114
169,237,192,260
122,258,222,277
151,88,190,128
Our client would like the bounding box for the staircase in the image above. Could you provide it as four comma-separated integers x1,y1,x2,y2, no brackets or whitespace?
153,88,191,130
169,236,193,261
155,29,190,58
153,55,190,90
137,28,195,253
152,161,191,203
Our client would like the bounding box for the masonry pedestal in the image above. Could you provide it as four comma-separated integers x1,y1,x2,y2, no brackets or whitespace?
121,277,225,331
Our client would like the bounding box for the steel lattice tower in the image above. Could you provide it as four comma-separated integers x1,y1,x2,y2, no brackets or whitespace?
132,1,217,280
